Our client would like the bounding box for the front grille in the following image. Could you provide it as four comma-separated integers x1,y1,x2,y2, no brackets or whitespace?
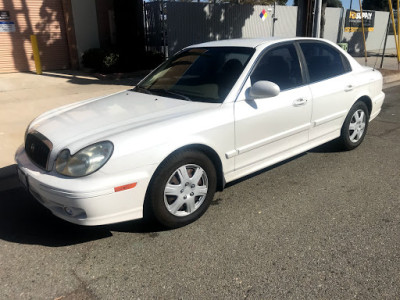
25,132,53,170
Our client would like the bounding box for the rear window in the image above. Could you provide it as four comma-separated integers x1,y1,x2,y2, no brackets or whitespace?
299,42,351,83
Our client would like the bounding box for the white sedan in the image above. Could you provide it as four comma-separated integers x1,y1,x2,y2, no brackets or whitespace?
15,38,385,228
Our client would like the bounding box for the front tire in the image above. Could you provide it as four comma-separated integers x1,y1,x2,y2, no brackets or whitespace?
339,101,369,150
146,150,217,228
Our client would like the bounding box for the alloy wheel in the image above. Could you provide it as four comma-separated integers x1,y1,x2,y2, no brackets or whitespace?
348,109,366,143
163,164,208,217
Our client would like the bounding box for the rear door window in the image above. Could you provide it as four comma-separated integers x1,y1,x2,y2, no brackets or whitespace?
299,42,351,83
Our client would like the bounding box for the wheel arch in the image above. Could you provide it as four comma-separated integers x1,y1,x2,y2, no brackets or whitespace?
167,144,225,192
339,95,371,151
148,144,225,194
142,143,225,224
355,95,372,117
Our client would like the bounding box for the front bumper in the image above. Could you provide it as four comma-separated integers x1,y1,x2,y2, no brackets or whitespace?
15,145,155,226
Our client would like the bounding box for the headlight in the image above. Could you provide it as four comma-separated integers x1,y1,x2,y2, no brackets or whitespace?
55,141,114,177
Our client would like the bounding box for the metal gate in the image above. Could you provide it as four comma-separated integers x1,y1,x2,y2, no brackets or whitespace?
144,1,168,57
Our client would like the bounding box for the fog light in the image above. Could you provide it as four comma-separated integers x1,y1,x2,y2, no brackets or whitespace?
64,207,74,215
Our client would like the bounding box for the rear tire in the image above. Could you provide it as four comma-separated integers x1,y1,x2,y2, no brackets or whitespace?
339,101,369,150
146,150,217,228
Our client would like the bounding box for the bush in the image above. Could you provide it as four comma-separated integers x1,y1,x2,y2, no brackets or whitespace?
82,48,120,73
82,48,165,73
102,52,120,73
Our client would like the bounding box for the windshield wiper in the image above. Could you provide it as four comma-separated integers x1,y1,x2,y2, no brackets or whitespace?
151,89,192,101
133,86,153,95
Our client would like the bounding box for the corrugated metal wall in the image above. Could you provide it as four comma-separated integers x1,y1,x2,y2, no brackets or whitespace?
273,5,297,37
0,0,69,73
323,7,342,42
167,3,298,56
144,2,164,53
166,3,396,56
167,3,254,55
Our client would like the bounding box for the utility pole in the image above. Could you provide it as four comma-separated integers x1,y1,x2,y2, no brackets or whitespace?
272,2,278,37
296,0,313,37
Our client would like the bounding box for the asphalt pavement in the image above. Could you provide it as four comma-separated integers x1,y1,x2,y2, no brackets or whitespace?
0,81,399,298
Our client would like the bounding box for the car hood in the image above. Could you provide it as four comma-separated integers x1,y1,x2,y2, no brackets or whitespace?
28,90,218,152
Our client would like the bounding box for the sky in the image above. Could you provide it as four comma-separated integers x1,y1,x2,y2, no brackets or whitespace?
342,0,361,10
286,0,361,10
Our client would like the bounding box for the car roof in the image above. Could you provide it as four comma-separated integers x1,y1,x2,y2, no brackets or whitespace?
187,37,321,49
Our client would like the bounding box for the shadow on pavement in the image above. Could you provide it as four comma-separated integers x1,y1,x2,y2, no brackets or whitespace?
224,139,347,188
225,153,307,189
0,165,163,247
0,138,347,246
307,139,345,153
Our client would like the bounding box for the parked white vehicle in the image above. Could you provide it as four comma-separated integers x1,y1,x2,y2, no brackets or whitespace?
16,38,385,228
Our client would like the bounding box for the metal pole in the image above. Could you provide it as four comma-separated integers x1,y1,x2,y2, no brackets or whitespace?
398,0,400,68
358,0,368,65
397,0,400,68
30,35,42,75
380,14,391,69
161,0,167,58
272,2,276,37
313,0,322,37
337,7,345,43
349,0,353,32
388,0,400,63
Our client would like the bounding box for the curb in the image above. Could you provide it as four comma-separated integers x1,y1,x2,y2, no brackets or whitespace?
383,73,400,84
378,68,400,85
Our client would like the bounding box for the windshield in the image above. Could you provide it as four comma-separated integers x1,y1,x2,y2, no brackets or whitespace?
135,47,255,103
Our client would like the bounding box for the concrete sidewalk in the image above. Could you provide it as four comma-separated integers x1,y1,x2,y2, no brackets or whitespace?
353,53,400,84
0,59,399,169
0,71,144,168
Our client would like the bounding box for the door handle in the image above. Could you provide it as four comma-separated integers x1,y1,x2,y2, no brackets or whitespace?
344,85,354,92
293,98,308,107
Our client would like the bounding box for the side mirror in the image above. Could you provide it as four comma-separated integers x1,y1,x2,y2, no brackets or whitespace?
248,81,280,99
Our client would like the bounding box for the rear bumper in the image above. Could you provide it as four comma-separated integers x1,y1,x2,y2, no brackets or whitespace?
370,91,385,121
15,145,155,226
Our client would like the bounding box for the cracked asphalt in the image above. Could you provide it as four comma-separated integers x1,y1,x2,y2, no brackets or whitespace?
0,85,399,299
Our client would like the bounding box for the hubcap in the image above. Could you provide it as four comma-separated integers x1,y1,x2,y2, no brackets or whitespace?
348,109,366,143
164,164,208,217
